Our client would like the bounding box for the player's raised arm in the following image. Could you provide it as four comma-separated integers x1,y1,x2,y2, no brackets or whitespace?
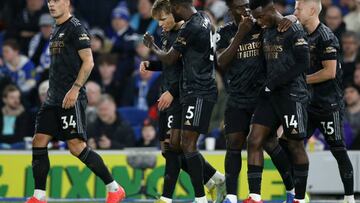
143,32,180,65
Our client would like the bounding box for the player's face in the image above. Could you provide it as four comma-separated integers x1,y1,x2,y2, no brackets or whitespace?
47,0,70,19
230,1,251,24
155,11,176,32
252,7,272,28
3,91,21,109
2,46,18,62
170,4,183,22
294,1,312,25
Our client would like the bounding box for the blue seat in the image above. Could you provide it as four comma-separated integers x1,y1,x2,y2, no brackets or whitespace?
132,125,142,141
117,107,148,127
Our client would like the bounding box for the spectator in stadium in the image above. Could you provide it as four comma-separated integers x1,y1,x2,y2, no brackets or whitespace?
88,27,107,81
344,83,360,149
96,54,124,106
87,94,135,149
0,85,31,146
136,119,158,147
108,2,139,82
324,5,347,41
341,31,359,85
130,0,158,35
354,67,360,86
344,0,360,35
85,81,101,125
5,0,48,53
29,80,49,139
319,0,333,22
122,63,161,110
1,39,37,94
28,14,54,78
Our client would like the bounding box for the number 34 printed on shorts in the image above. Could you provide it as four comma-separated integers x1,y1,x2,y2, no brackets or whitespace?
61,115,76,129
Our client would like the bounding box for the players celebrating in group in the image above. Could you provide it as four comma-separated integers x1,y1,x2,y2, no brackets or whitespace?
143,0,357,203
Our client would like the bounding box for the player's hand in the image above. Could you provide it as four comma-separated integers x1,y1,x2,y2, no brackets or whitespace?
277,15,297,32
99,135,111,149
158,91,174,111
143,32,154,49
140,61,150,73
62,86,80,109
239,16,254,34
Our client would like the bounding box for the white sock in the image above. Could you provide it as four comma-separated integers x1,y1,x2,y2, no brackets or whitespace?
249,193,261,201
211,171,225,184
194,196,207,203
344,195,355,203
225,194,237,203
287,188,295,195
294,199,305,203
33,189,46,201
205,178,215,190
106,180,119,192
160,196,172,203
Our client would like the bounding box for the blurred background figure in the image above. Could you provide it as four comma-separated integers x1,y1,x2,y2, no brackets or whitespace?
136,119,158,147
87,94,135,149
344,0,360,35
85,81,102,125
341,31,359,84
0,85,31,148
344,83,360,149
325,5,347,40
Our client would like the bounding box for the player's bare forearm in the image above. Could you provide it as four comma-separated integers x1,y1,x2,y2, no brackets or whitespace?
307,60,337,84
152,46,180,66
217,30,246,69
74,48,94,87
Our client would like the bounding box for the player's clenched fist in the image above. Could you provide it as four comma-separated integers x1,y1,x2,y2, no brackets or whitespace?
143,32,154,48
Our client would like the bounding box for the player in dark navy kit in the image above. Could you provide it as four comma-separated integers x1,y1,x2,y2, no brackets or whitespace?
216,0,297,203
26,0,125,203
143,0,221,202
244,0,310,203
141,1,225,203
293,1,355,203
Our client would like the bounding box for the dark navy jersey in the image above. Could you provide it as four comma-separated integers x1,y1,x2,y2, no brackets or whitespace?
160,29,182,112
216,22,265,108
307,23,344,113
172,12,217,103
46,16,90,106
263,23,309,100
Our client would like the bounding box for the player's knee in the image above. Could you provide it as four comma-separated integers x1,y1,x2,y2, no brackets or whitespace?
226,133,245,150
32,133,51,147
67,139,86,157
247,133,263,150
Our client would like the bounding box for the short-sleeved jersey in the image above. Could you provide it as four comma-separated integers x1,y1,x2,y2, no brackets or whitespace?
160,29,182,111
263,23,309,100
307,23,344,114
172,12,217,103
46,16,90,106
216,22,265,108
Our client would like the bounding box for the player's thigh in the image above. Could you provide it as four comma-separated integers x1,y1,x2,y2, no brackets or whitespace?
158,111,170,143
34,104,58,146
274,97,307,141
317,110,345,147
58,100,87,142
306,111,320,139
181,98,214,135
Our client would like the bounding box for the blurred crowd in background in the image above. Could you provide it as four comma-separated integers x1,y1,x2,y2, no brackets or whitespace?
0,0,360,150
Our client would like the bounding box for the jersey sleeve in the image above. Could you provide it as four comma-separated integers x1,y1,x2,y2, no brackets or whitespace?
71,25,91,51
216,26,229,50
319,37,338,61
172,22,195,53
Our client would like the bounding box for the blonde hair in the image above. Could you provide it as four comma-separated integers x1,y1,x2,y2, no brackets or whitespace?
151,0,171,18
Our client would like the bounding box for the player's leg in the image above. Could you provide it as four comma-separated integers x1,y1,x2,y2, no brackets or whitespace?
245,99,278,203
278,100,309,203
64,100,125,202
264,134,295,203
319,111,354,203
223,107,251,203
180,98,215,203
26,105,56,203
157,111,181,203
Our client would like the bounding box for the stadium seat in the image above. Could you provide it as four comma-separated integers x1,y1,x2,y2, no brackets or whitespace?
117,107,148,127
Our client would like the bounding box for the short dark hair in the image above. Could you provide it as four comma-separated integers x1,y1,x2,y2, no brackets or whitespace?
2,85,19,98
2,39,20,51
169,0,193,6
225,0,234,6
97,54,118,66
249,0,273,10
152,0,171,17
342,31,359,42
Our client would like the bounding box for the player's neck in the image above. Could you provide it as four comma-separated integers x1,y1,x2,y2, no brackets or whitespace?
55,12,72,25
183,7,197,21
173,21,184,31
305,17,320,34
